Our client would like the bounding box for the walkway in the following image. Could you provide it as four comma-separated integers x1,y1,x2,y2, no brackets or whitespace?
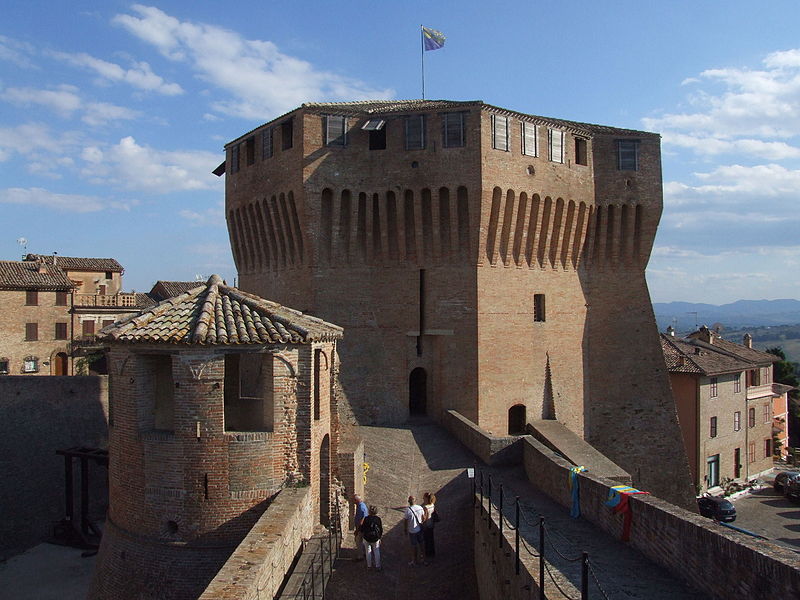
325,421,710,599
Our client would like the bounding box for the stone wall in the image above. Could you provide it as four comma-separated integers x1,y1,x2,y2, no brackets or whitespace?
337,433,364,529
199,487,314,600
522,437,800,599
443,409,522,466
0,375,108,559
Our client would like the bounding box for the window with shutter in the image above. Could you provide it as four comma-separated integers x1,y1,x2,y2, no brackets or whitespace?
25,322,38,341
521,122,537,157
492,114,509,151
442,112,465,148
575,137,588,165
55,291,68,306
617,139,640,170
325,115,347,146
82,320,95,336
26,289,38,305
55,322,68,340
281,118,294,150
548,129,564,163
262,127,273,159
230,145,240,173
405,115,426,150
246,136,255,165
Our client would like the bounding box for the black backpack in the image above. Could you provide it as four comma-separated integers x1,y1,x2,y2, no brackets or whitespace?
361,515,382,543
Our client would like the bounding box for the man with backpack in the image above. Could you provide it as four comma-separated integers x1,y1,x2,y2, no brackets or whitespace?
360,505,383,570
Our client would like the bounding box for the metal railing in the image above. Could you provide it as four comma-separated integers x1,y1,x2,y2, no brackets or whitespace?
474,470,613,600
292,494,343,600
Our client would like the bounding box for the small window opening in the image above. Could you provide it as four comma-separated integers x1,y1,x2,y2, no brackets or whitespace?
548,129,564,163
314,348,322,420
224,353,273,432
492,114,509,151
55,322,68,340
246,136,255,165
25,289,38,306
55,291,68,306
508,404,527,435
262,127,274,159
442,112,465,148
152,355,175,431
23,356,38,373
325,115,347,146
575,138,588,165
369,128,387,150
533,294,546,322
521,122,537,157
281,118,294,150
405,115,426,150
166,520,179,534
25,322,38,341
616,139,640,171
0,359,9,374
231,144,240,173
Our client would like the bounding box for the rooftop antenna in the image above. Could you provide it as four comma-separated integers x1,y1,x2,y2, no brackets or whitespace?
687,311,698,330
17,237,28,259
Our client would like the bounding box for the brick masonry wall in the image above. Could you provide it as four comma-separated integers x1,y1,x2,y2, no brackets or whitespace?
522,437,800,599
0,288,72,375
336,433,364,530
198,487,314,600
0,375,108,559
443,410,523,466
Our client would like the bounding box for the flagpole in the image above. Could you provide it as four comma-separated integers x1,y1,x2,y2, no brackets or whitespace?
420,24,425,100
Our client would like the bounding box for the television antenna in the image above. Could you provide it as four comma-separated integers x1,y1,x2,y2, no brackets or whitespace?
17,237,28,258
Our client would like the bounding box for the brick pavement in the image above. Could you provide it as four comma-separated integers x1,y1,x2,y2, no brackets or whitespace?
326,421,712,599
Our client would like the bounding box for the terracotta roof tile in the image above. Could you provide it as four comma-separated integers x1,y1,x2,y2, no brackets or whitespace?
0,260,75,290
661,330,776,376
101,275,342,345
150,280,204,301
26,254,123,272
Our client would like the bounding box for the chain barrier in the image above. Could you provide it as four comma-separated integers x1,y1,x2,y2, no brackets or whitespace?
544,561,579,600
587,560,612,600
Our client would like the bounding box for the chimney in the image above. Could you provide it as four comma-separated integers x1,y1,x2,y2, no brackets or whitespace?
666,325,675,337
743,333,752,349
698,325,713,344
53,252,58,267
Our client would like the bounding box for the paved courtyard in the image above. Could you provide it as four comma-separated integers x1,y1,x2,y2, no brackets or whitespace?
731,485,800,552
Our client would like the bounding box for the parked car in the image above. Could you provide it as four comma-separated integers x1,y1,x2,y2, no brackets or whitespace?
697,495,737,522
773,471,800,495
782,475,800,502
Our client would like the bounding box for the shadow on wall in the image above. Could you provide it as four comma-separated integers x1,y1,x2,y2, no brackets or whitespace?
0,376,109,560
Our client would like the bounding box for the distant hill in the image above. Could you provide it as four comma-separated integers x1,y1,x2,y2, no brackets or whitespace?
653,299,800,331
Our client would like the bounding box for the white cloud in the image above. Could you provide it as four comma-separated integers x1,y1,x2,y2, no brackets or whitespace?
0,187,131,212
51,51,183,95
82,102,138,126
113,4,394,119
80,136,222,194
179,202,223,226
0,85,82,116
0,35,37,69
0,122,83,162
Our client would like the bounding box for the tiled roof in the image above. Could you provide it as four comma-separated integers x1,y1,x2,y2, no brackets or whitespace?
101,275,342,345
0,260,75,290
150,280,204,301
26,254,123,272
661,330,777,376
135,293,158,308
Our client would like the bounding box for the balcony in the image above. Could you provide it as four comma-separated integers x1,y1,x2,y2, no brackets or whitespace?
746,383,773,401
74,293,137,308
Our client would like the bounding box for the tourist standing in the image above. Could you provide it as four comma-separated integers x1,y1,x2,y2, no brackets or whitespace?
360,505,383,571
422,492,437,558
353,494,368,560
404,495,426,566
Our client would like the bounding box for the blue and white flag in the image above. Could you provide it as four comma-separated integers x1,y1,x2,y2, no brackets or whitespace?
422,26,446,51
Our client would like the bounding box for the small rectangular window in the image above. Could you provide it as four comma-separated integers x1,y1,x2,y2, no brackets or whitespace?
23,357,38,373
104,271,113,280
246,136,256,165
763,403,771,424
55,291,68,306
748,407,756,428
102,319,115,329
533,294,546,322
733,411,741,431
55,322,68,340
617,139,640,171
405,115,426,150
709,416,717,438
548,129,564,163
765,438,772,458
325,115,347,146
0,360,8,374
442,112,465,148
734,373,741,393
491,114,509,151
82,320,95,337
764,367,771,384
26,289,38,305
262,127,273,159
369,128,386,150
25,322,38,341
281,118,294,150
710,377,718,398
748,441,756,463
575,137,588,165
230,144,240,173
521,122,537,157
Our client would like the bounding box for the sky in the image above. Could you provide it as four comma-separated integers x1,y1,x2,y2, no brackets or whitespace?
1,1,799,304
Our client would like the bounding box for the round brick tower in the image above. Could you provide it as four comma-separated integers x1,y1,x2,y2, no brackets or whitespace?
89,275,342,599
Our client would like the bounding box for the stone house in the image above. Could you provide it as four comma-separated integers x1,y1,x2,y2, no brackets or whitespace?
661,326,788,492
219,99,694,507
89,275,345,600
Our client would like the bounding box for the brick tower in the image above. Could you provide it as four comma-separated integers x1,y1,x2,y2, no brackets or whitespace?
222,100,694,507
89,275,343,599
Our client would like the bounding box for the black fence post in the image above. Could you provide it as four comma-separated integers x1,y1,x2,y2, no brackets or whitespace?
479,470,484,510
321,542,326,600
515,496,520,575
538,517,545,600
498,483,504,548
581,552,589,600
311,555,317,600
488,474,492,527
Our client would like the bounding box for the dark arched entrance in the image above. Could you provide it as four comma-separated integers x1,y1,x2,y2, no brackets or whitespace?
320,434,330,526
508,404,527,435
54,352,68,376
409,368,427,415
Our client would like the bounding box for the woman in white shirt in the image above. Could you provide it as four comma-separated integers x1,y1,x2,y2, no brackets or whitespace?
422,492,437,558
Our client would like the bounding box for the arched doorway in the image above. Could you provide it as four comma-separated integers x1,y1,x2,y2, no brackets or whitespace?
54,352,68,376
409,368,427,415
508,404,527,435
319,434,330,526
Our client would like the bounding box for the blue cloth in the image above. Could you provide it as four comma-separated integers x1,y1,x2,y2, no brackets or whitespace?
355,501,368,525
422,26,446,51
569,466,587,518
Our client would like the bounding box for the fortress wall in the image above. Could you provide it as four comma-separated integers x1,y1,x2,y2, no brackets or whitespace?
443,409,523,466
0,375,108,559
522,436,800,600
